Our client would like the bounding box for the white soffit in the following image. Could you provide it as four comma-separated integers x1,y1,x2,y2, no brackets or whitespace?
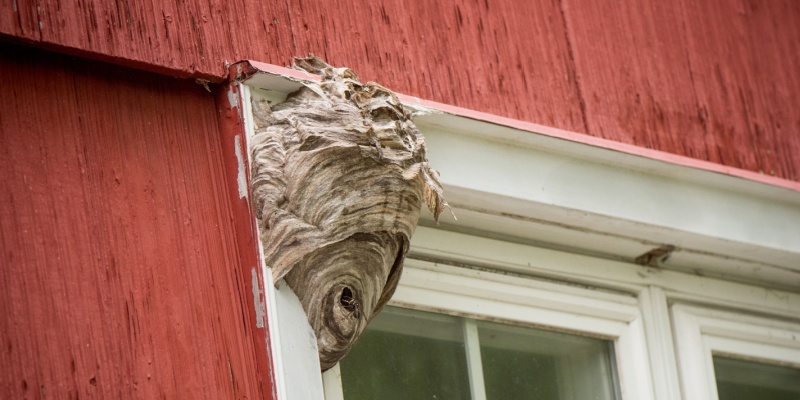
238,61,800,291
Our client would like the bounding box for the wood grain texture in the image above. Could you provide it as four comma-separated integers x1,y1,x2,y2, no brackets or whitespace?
0,44,271,399
249,57,447,371
2,0,796,182
0,0,585,131
213,79,278,399
563,0,800,181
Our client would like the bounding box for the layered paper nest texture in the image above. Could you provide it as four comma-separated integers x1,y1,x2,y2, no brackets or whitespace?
249,57,447,370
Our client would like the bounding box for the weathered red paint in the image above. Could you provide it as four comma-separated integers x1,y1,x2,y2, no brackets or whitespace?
3,0,797,181
0,44,272,399
563,0,800,181
213,77,278,399
0,0,798,396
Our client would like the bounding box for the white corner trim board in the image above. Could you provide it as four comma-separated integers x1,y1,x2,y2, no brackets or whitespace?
241,82,327,400
264,273,326,400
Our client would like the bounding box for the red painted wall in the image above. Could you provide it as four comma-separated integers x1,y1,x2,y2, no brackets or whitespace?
2,0,798,181
1,0,798,396
0,45,272,399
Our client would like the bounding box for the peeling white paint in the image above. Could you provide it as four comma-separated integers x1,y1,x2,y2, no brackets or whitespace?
400,95,443,118
227,86,239,109
251,267,266,328
235,135,248,200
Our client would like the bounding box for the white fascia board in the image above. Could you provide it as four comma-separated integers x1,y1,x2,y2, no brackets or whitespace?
408,226,800,319
237,61,800,291
416,117,800,289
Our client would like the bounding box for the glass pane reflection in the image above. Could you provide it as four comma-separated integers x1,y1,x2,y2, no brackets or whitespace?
340,307,471,400
340,306,619,400
714,356,800,400
478,321,618,400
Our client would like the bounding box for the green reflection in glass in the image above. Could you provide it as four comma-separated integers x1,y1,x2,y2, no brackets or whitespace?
478,321,619,400
714,356,800,400
340,306,620,400
340,307,471,400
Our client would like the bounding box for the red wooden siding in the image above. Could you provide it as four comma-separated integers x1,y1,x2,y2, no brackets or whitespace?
565,0,800,180
2,0,798,181
0,44,272,399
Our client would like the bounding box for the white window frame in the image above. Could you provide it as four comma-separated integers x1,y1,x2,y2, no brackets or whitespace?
671,304,800,400
232,61,800,400
324,259,655,399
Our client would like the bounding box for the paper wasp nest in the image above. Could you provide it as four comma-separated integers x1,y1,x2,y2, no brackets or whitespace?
249,56,448,371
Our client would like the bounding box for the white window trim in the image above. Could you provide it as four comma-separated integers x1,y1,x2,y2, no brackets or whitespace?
235,61,800,292
241,82,327,400
232,62,800,400
671,304,800,400
324,259,656,400
408,227,800,320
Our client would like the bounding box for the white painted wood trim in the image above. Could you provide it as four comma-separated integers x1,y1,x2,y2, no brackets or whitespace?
394,261,636,337
264,276,326,400
671,304,800,400
415,119,800,282
639,287,682,400
705,336,800,365
239,63,800,290
614,315,656,400
236,66,800,400
390,260,656,400
241,83,326,400
261,269,289,400
409,226,800,319
462,319,487,400
322,364,344,400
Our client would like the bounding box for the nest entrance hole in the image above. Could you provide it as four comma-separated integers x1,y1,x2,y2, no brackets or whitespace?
340,287,360,319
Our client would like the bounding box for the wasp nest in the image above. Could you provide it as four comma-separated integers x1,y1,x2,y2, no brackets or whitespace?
249,56,448,370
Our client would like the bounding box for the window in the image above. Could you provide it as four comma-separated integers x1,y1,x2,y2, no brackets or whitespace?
318,229,800,400
323,260,655,399
672,305,800,400
339,306,620,400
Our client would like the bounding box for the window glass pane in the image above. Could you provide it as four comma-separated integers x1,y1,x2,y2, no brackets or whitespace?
713,356,800,400
478,320,619,400
340,307,471,400
341,306,621,400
